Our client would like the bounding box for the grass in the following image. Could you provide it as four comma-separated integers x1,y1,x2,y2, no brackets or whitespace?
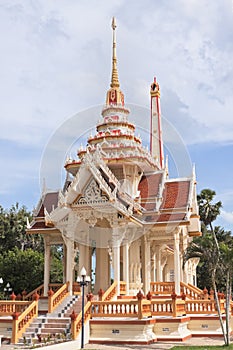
172,346,233,350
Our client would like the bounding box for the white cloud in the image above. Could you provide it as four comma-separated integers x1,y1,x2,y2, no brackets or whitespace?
0,0,233,208
220,210,233,225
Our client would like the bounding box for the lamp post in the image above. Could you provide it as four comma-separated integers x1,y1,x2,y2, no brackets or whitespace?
0,278,3,299
77,267,91,349
4,282,12,300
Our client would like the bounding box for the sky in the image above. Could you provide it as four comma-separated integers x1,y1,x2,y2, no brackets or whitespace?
0,0,233,230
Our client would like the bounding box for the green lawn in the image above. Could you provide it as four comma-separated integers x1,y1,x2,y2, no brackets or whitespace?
172,346,233,350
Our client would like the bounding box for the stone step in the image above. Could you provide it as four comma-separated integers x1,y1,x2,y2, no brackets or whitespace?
20,294,79,344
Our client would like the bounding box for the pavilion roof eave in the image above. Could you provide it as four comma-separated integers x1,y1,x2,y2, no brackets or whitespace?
134,218,190,227
26,227,61,235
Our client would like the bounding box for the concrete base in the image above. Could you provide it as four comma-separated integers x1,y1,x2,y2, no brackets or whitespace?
188,315,231,338
89,318,156,345
154,317,192,341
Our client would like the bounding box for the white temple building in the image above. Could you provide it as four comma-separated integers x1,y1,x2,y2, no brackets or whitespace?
28,17,201,298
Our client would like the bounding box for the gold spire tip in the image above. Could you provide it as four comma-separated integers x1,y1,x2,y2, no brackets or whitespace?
112,17,116,30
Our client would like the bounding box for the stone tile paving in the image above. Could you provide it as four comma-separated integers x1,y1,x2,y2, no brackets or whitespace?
0,337,226,350
83,337,225,349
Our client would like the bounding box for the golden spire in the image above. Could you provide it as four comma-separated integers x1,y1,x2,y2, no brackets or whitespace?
110,17,120,88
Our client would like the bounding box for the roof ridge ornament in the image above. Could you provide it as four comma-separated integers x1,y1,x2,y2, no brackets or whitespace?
110,17,120,89
104,17,126,107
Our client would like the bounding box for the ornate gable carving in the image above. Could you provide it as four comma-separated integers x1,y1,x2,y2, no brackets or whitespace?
75,179,109,205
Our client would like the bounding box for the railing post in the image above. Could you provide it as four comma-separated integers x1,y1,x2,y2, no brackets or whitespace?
203,287,209,300
146,291,153,300
86,293,94,302
70,310,78,340
33,291,40,301
209,289,214,300
137,290,144,320
11,312,20,344
98,288,104,301
171,291,177,317
181,292,186,300
22,290,27,301
10,292,16,301
48,288,54,313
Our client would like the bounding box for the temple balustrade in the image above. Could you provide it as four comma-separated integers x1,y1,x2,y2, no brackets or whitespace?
11,300,38,344
150,282,175,295
185,299,225,314
120,281,126,295
180,282,206,299
99,281,118,301
70,301,92,340
48,282,70,313
22,282,80,301
0,301,32,316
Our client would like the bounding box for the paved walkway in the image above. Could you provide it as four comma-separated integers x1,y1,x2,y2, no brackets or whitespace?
0,337,226,350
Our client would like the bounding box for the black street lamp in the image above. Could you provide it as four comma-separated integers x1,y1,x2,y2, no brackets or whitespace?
0,278,3,299
4,282,12,300
77,266,91,349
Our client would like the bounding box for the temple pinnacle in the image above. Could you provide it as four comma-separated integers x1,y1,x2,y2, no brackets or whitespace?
110,17,120,88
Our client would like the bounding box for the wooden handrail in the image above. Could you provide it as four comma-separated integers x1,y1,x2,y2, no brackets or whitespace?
119,281,127,295
48,282,69,313
91,300,138,318
71,301,92,340
11,300,38,344
23,284,44,300
23,283,64,300
187,283,203,294
180,282,204,299
0,301,32,316
150,282,175,294
185,299,220,314
101,281,117,301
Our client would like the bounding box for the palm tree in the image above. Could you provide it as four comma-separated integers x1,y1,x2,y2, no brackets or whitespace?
185,189,231,344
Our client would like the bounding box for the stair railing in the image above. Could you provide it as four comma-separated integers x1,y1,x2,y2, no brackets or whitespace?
48,282,70,313
22,284,44,300
11,300,38,344
180,282,204,299
100,281,117,301
0,301,32,315
70,301,92,340
150,282,175,294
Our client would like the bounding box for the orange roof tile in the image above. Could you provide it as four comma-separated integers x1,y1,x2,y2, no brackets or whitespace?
161,181,190,210
143,212,186,223
138,173,163,210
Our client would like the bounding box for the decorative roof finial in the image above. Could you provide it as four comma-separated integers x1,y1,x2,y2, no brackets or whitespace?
110,17,120,88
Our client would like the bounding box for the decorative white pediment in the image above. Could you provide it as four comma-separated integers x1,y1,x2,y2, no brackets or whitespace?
75,179,109,205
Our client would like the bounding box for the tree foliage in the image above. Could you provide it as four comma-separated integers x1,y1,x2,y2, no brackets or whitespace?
184,188,233,345
0,248,44,295
0,203,63,296
0,203,43,253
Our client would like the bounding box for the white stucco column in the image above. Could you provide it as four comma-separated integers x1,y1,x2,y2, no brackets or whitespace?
123,242,129,295
95,248,110,293
151,251,156,282
113,244,120,295
141,236,151,294
79,244,91,276
62,243,67,284
65,238,74,294
155,245,162,282
43,238,50,296
174,230,181,294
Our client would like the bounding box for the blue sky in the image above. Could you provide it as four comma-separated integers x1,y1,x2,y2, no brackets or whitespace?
0,0,233,231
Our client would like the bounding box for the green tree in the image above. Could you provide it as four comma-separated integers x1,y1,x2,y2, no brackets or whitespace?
184,189,232,345
0,203,43,253
0,203,63,296
0,248,44,295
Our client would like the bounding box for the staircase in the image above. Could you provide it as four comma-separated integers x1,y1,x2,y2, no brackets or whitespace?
18,295,80,345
